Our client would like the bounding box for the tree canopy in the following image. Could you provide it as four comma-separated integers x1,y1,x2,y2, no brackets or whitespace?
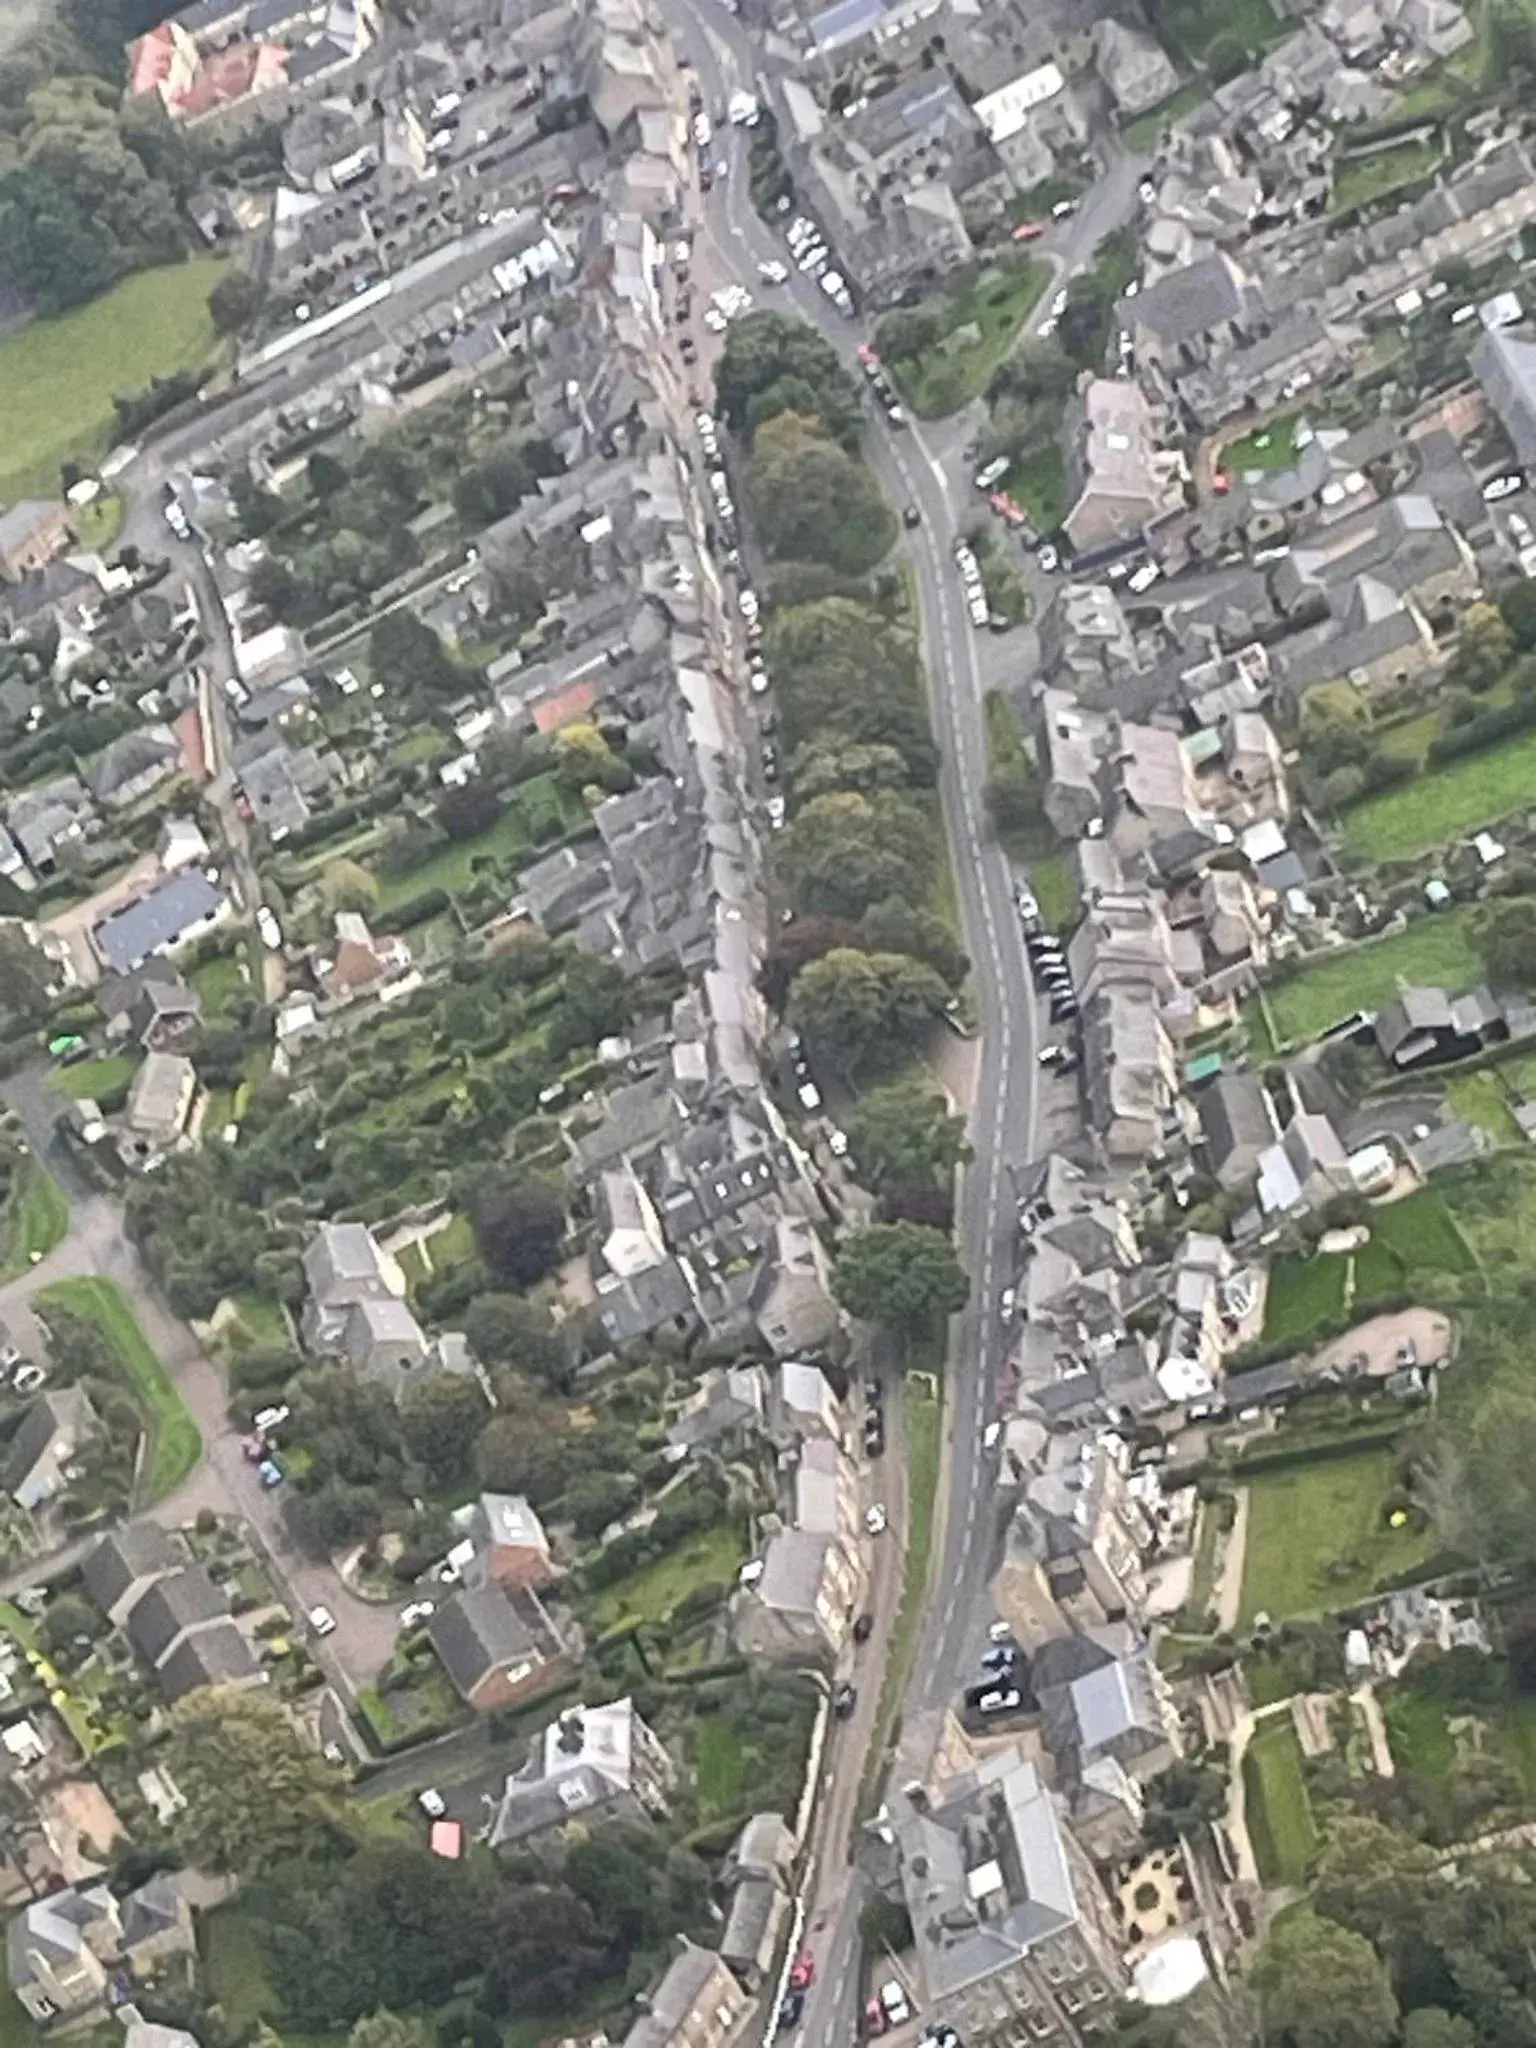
163,1688,351,1875
779,790,933,920
844,1076,969,1195
764,598,937,780
788,947,951,1077
832,1219,969,1327
745,411,895,576
715,310,864,450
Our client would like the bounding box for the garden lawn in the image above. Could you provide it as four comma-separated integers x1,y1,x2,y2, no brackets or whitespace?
1369,1187,1474,1274
1004,442,1067,532
1238,1445,1432,1626
37,1276,201,1502
0,259,228,505
1031,851,1078,931
1254,912,1485,1049
1343,728,1536,858
1243,1719,1317,1887
1262,1253,1348,1343
190,951,248,1012
1222,414,1301,474
1331,137,1443,214
225,1293,290,1350
886,261,1049,418
372,773,583,909
0,1162,68,1282
48,1053,140,1101
695,1715,748,1816
202,1908,342,2048
589,1520,747,1630
1448,1070,1524,1147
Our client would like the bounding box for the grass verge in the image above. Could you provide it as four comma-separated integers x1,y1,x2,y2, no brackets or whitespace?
0,1160,68,1283
36,1276,201,1503
859,1360,942,1819
881,260,1049,419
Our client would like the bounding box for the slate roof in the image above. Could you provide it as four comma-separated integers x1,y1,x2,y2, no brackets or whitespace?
83,1521,182,1617
128,1566,229,1667
158,1620,260,1700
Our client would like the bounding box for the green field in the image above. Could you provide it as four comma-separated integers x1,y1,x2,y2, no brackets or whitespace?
1332,137,1443,215
0,1161,68,1282
1342,727,1536,859
1239,1445,1432,1626
1222,414,1302,474
883,261,1049,418
1253,912,1485,1049
589,1520,747,1630
37,1276,201,1502
0,258,228,505
1262,1252,1348,1343
1243,1719,1317,1887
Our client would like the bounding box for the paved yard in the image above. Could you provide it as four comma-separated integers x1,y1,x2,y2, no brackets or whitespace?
1306,1307,1453,1386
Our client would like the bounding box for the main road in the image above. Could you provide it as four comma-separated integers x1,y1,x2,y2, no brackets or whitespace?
652,13,1145,2039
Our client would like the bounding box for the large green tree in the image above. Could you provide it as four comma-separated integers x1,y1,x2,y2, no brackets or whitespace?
779,789,933,920
1250,1912,1399,2048
764,597,937,778
844,1077,969,1194
715,310,864,449
832,1219,968,1328
746,411,895,576
163,1689,351,1876
788,947,950,1076
400,1374,488,1486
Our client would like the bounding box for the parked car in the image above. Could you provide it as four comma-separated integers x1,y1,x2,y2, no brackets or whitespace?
308,1605,337,1637
257,1457,285,1489
852,1611,875,1643
865,1502,888,1535
400,1600,436,1627
777,1993,805,2032
418,1787,447,1818
789,1951,816,1991
834,1682,858,1718
12,1364,47,1395
879,1982,912,2028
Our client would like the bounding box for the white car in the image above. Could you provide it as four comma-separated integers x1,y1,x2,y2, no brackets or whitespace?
1126,560,1162,593
253,1404,290,1434
256,905,282,950
999,1286,1016,1319
798,245,830,276
672,239,691,269
988,1619,1014,1643
1509,513,1534,548
982,1421,1002,1449
1049,288,1067,318
768,793,787,828
418,1788,447,1819
827,1126,849,1157
1037,543,1059,573
308,1605,337,1638
704,307,728,333
973,457,1009,491
12,1364,47,1395
1484,473,1524,501
757,259,789,284
796,1075,820,1109
691,111,713,149
738,586,760,619
750,668,771,696
879,1983,912,2028
400,1600,436,1627
865,1503,888,1536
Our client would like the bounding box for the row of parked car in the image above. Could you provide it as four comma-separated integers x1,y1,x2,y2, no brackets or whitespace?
855,341,907,430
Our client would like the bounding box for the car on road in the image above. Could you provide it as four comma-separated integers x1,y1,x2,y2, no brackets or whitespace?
1011,219,1044,241
857,340,880,365
308,1605,337,1637
1050,197,1078,219
865,1502,888,1535
864,1997,889,2037
998,1285,1016,1319
776,1992,805,2032
418,1787,447,1818
761,740,779,779
1014,880,1039,922
679,334,697,364
1126,560,1162,594
256,905,282,950
902,503,921,528
988,1620,1015,1643
257,1457,284,1489
853,1611,875,1643
738,586,760,620
757,259,789,284
982,1644,1019,1673
863,1415,885,1459
400,1600,436,1627
767,793,787,829
827,1124,848,1156
1037,542,1060,572
982,1420,1002,1449
973,457,1009,491
789,1951,817,1991
879,1982,913,2028
833,1681,858,1718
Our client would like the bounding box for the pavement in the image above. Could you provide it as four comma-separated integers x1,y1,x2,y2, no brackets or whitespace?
655,12,1148,2041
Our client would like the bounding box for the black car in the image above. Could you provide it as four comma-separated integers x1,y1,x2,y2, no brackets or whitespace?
863,1417,886,1459
679,334,697,364
777,1992,805,2031
964,1681,1025,1719
833,1682,858,1718
852,1611,875,1643
761,741,780,779
902,503,921,528
864,1376,882,1404
1050,999,1080,1024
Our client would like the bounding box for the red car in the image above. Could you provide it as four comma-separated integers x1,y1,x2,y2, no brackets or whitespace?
864,1998,889,2037
789,1951,816,1991
1211,466,1232,494
1011,219,1045,242
989,489,1027,527
857,340,880,366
